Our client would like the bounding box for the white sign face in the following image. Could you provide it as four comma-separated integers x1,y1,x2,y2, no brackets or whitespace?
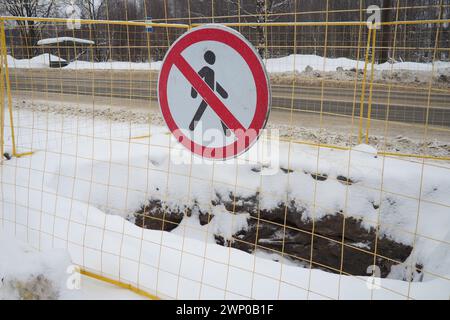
158,24,271,160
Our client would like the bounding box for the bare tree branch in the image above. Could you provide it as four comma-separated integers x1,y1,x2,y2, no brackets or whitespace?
0,0,57,56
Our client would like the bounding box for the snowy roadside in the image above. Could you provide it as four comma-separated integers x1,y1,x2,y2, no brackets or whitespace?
11,98,450,160
7,53,450,88
267,54,450,89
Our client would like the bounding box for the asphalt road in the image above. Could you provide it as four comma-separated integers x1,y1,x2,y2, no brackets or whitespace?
8,68,450,127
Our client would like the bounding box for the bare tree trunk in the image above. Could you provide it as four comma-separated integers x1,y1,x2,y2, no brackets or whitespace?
380,0,393,63
1,0,55,57
17,21,39,58
256,0,267,58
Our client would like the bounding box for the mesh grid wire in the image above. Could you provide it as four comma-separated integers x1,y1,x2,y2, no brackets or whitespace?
1,0,450,300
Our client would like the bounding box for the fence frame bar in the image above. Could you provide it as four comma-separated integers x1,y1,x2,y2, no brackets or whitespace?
0,29,4,162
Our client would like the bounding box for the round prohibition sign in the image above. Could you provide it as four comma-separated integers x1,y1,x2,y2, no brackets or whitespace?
158,24,271,160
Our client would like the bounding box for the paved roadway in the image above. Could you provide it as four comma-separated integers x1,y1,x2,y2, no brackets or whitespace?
8,68,450,127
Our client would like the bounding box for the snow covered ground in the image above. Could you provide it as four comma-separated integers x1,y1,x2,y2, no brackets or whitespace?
1,104,450,299
0,231,77,299
7,54,162,71
77,275,147,300
0,232,146,299
11,98,450,159
7,53,450,74
265,54,450,73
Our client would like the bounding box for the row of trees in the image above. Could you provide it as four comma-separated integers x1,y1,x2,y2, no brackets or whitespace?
1,0,448,63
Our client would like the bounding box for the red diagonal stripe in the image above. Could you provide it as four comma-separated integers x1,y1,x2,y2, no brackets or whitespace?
174,55,245,131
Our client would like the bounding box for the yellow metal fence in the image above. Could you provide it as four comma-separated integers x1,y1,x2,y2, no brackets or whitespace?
1,16,450,300
1,17,450,161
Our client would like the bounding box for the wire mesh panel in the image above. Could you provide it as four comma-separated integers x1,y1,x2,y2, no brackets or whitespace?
1,1,450,300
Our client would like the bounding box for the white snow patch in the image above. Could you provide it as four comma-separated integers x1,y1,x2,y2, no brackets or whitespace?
0,232,79,299
352,144,378,156
6,53,449,73
7,53,66,69
6,54,161,70
76,275,148,300
209,205,250,243
265,54,450,73
37,37,94,46
64,60,163,70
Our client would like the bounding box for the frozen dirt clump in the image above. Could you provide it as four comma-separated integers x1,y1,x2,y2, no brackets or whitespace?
0,232,78,300
135,199,185,231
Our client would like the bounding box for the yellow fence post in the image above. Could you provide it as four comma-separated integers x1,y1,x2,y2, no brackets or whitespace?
0,20,17,157
358,28,372,144
365,29,377,144
0,21,4,162
0,20,33,158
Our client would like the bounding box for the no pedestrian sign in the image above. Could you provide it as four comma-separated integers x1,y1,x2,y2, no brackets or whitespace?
158,24,271,160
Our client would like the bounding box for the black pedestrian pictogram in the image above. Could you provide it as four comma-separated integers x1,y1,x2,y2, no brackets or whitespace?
190,50,230,136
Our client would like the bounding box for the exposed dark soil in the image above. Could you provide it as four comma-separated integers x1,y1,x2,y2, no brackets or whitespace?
134,193,412,278
135,199,184,232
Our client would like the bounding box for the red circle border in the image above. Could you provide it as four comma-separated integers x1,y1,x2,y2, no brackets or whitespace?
158,26,270,160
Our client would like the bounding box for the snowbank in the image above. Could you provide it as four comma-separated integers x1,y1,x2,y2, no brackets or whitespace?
1,106,450,299
6,54,161,70
2,181,449,299
6,53,449,73
0,232,78,299
64,60,163,70
265,54,450,73
6,53,66,69
0,230,150,299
